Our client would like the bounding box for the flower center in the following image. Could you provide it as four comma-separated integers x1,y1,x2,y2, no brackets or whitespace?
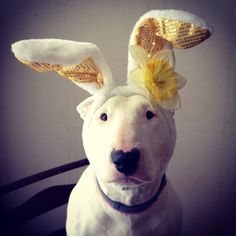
156,79,166,88
144,59,177,101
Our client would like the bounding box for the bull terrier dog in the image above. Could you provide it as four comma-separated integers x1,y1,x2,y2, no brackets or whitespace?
11,9,212,236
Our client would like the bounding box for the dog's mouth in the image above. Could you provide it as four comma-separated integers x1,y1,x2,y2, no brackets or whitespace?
109,165,153,187
114,176,149,187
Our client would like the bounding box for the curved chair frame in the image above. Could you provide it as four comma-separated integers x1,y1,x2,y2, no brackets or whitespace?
0,158,89,235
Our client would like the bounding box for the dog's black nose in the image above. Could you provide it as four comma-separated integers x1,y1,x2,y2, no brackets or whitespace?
111,148,140,176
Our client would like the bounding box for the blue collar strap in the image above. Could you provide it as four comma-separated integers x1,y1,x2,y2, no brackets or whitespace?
98,174,166,214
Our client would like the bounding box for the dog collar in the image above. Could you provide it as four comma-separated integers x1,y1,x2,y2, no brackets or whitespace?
98,174,166,214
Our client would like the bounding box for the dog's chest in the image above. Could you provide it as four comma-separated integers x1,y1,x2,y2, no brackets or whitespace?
89,208,169,236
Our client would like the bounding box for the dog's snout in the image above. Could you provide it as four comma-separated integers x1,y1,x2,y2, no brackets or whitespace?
111,148,140,176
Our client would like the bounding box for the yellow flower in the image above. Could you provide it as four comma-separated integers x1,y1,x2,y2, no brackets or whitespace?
145,59,177,101
129,45,186,109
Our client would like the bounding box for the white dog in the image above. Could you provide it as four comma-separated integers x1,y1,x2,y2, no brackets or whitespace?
11,9,212,236
67,85,182,236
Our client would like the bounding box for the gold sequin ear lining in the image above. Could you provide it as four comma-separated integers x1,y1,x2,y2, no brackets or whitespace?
135,18,211,57
16,57,104,88
57,58,104,87
17,58,63,72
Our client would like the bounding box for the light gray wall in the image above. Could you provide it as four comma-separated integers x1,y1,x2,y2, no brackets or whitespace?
0,0,235,235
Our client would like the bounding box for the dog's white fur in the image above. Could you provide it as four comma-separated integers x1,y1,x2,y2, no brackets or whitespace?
66,86,182,236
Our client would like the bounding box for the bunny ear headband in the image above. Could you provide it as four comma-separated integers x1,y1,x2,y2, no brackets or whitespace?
11,9,212,110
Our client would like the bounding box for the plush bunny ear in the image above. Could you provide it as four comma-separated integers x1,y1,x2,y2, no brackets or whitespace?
128,10,212,110
129,9,213,57
11,39,113,94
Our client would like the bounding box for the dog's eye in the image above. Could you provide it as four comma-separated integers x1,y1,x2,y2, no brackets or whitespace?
100,113,108,121
146,111,155,120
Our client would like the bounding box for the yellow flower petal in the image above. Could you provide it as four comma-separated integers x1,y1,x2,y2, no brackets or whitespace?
152,60,171,78
129,45,148,69
128,68,145,87
159,94,181,110
152,49,175,68
175,72,187,89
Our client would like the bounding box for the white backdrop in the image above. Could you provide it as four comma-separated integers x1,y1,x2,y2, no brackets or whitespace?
0,0,235,235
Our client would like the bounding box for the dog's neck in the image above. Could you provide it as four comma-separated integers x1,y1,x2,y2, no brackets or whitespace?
97,174,166,208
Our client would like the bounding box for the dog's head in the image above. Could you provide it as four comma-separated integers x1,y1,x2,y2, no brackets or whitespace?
78,86,176,187
11,10,212,188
